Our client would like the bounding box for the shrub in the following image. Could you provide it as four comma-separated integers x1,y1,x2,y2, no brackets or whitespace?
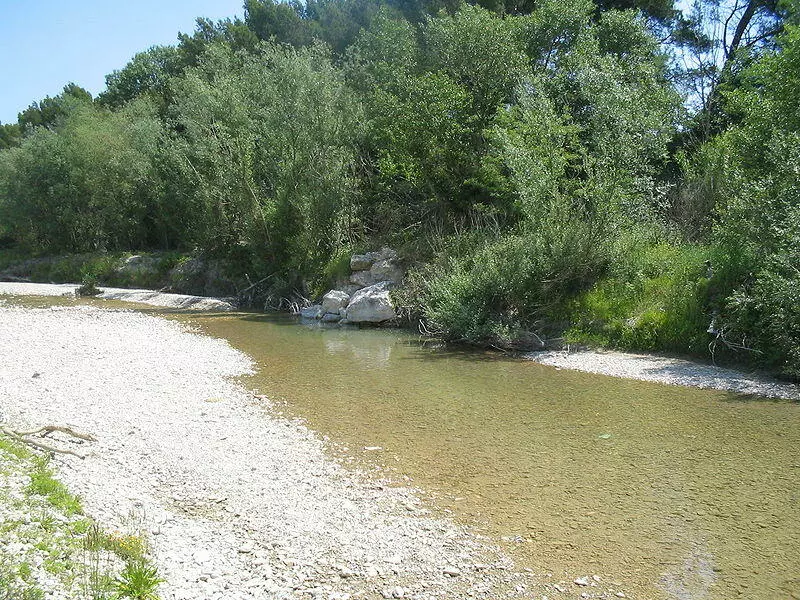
418,218,612,345
722,249,800,379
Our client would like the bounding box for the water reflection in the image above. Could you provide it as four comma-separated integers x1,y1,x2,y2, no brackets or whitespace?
323,336,394,369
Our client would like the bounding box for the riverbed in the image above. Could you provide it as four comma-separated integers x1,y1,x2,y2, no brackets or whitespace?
188,311,800,600
3,291,800,599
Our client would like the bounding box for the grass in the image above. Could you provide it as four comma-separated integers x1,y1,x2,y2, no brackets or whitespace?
0,433,164,599
26,456,84,516
565,242,714,356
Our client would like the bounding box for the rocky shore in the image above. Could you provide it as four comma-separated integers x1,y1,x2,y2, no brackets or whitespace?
0,302,553,600
0,281,236,311
527,349,800,400
299,248,402,326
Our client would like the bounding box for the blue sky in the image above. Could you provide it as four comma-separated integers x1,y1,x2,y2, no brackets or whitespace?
0,0,244,124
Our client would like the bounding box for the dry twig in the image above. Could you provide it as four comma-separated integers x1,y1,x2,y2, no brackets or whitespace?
1,424,96,459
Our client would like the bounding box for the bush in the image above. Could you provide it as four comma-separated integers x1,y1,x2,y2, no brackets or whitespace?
723,249,800,379
567,240,713,354
417,218,612,345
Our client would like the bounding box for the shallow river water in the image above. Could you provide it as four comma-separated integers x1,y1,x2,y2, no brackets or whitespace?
186,312,800,600
8,297,800,599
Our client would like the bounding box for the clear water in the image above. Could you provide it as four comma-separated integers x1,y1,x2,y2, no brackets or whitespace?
8,297,800,599
190,313,800,600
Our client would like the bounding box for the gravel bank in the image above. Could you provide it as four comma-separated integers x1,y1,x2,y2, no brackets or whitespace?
0,281,235,310
527,349,800,400
0,303,556,600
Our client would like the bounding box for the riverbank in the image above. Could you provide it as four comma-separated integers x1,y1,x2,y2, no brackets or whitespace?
0,301,562,600
527,349,800,401
4,280,798,401
0,281,236,311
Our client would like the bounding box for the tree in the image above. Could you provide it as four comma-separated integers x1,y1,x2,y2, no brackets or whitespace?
17,83,93,132
99,46,184,109
165,42,361,280
673,0,793,141
0,122,21,150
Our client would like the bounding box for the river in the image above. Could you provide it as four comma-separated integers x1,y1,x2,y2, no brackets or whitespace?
184,311,800,600
7,296,800,599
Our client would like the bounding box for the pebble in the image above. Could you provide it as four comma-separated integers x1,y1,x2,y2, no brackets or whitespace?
0,298,638,600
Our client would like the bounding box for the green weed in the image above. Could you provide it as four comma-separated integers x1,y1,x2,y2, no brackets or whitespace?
112,560,163,600
26,456,83,516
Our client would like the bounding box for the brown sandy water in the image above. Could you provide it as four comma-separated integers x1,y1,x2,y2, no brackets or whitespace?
7,297,800,599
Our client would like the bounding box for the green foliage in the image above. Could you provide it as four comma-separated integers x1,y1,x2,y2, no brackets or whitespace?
680,25,800,375
0,0,797,373
26,456,83,516
112,560,163,600
724,249,800,378
0,121,21,149
99,46,184,110
423,5,529,122
77,276,102,297
0,100,167,253
165,41,360,285
567,240,712,353
417,217,612,344
17,83,93,133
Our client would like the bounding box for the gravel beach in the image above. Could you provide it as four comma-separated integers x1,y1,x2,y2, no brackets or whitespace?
527,349,800,400
0,281,236,310
0,302,544,600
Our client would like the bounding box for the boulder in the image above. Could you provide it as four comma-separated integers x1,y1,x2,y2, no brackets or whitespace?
370,258,403,284
321,313,342,323
321,290,350,314
350,254,373,271
345,282,396,323
343,284,363,296
349,247,403,288
349,270,381,288
116,254,158,276
300,304,322,319
371,247,397,262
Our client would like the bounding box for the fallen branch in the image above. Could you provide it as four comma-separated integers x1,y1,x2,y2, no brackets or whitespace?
237,275,273,298
1,424,96,459
13,425,97,441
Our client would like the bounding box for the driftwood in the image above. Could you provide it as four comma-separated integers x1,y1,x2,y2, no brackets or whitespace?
1,424,96,459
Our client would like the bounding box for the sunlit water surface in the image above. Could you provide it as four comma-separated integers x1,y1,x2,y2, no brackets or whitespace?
8,297,800,599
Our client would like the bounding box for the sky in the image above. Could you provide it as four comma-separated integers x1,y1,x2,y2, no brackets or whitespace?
0,0,245,124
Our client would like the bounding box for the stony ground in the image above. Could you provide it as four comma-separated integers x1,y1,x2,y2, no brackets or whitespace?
0,282,235,311
0,301,563,600
527,350,799,400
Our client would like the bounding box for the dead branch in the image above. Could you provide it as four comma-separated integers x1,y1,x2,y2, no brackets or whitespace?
1,424,96,459
13,425,96,441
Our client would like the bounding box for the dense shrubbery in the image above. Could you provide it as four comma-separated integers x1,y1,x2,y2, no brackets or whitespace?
0,0,798,376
